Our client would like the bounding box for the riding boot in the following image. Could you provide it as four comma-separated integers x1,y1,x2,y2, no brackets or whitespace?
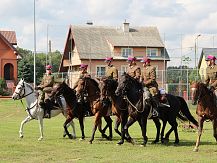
44,99,52,118
151,96,160,118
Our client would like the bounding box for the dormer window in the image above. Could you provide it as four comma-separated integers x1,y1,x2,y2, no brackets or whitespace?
121,48,133,57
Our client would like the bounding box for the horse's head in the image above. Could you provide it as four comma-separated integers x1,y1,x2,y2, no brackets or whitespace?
98,77,118,100
12,78,26,100
191,82,208,105
76,77,100,100
115,73,138,97
12,78,34,100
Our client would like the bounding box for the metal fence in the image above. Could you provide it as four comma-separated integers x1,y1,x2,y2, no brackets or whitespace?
53,68,198,101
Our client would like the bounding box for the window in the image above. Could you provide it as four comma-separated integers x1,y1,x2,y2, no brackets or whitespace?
96,66,105,77
147,48,158,56
121,48,133,57
121,65,128,75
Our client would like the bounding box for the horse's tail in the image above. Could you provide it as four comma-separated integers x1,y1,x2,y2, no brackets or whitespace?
176,96,198,127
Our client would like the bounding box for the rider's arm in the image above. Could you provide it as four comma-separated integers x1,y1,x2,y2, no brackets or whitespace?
144,67,156,85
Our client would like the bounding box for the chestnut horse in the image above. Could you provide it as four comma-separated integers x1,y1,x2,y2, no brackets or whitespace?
191,82,217,152
76,77,113,144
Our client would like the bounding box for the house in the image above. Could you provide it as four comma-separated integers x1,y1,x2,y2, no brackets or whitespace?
198,48,217,81
59,22,170,88
0,30,21,93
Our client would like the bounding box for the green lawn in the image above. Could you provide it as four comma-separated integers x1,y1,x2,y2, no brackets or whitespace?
0,99,216,163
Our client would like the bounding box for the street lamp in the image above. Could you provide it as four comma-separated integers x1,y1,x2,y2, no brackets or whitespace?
86,21,93,74
33,0,36,87
195,34,201,79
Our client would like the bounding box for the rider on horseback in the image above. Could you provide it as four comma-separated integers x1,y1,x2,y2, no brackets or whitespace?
103,57,119,108
72,63,91,116
126,56,141,81
37,65,54,118
141,57,159,117
105,57,118,81
141,57,170,117
204,55,217,105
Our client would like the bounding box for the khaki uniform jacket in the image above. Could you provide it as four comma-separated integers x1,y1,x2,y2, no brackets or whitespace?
205,65,217,88
39,74,54,92
73,70,90,89
142,65,158,96
105,65,118,80
127,65,141,80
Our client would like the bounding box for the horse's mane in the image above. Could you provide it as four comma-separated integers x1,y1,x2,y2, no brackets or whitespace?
61,82,76,99
86,77,100,92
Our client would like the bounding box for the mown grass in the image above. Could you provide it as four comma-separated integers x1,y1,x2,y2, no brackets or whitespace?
0,99,216,163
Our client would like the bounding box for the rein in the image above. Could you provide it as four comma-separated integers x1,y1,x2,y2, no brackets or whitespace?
124,95,144,113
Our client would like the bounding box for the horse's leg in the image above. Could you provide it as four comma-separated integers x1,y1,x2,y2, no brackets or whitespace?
137,116,148,146
193,116,204,152
124,116,137,144
117,112,128,145
63,115,74,139
165,119,179,145
212,118,217,142
63,111,76,139
103,116,113,140
89,112,101,144
38,115,44,141
114,116,121,136
152,118,161,144
78,115,85,140
63,121,76,139
161,120,168,144
19,116,33,138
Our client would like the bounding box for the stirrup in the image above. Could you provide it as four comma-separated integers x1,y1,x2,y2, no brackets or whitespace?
152,110,159,117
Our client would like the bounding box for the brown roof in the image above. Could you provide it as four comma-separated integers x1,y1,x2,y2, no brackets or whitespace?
0,31,17,45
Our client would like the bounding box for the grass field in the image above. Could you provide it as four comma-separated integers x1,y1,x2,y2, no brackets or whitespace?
0,99,216,163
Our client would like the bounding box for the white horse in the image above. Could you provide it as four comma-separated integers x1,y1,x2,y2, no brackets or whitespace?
12,78,76,141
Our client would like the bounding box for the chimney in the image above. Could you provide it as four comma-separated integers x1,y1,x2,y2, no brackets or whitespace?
123,20,129,33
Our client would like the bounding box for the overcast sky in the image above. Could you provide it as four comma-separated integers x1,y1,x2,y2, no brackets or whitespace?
1,0,217,67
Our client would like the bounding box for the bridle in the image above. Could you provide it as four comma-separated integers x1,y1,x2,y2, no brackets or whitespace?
14,81,34,100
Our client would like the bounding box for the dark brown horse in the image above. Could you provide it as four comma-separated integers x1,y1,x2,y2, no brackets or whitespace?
191,82,217,152
101,76,198,145
76,77,113,144
51,82,86,140
115,74,150,146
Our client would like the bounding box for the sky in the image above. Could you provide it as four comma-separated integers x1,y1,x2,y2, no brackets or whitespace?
1,0,217,67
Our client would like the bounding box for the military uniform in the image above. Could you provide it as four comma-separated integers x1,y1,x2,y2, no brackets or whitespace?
105,65,118,80
127,64,141,80
73,70,90,90
205,65,217,89
143,65,158,96
38,74,54,101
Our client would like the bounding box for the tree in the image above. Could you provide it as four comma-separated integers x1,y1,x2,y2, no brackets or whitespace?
17,47,62,84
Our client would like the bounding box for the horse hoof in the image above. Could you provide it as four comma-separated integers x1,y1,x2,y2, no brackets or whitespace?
107,136,112,141
193,148,199,152
19,135,23,139
68,134,73,139
63,134,67,138
151,140,159,144
117,140,124,145
89,141,93,144
140,143,146,147
79,138,85,141
38,137,43,141
162,138,169,144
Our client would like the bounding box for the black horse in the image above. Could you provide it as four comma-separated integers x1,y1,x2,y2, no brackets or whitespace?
51,81,86,140
101,74,198,144
151,94,198,144
115,74,150,146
